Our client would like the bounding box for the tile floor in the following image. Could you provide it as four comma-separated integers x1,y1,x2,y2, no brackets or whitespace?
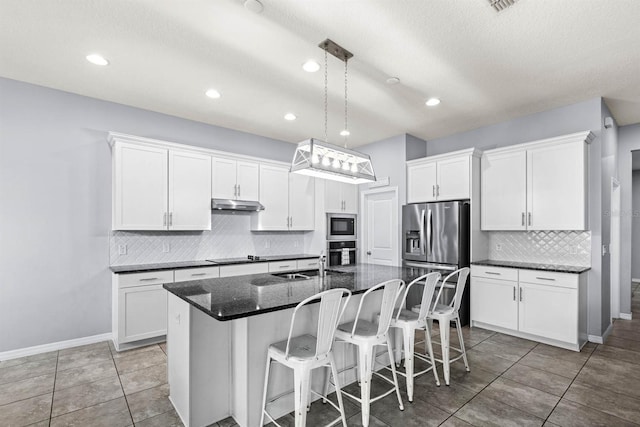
1,282,639,427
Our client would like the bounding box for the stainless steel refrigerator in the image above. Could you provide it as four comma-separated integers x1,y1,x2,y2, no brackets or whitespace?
402,201,471,324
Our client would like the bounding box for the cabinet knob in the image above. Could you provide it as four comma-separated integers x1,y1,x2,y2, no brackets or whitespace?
367,251,372,255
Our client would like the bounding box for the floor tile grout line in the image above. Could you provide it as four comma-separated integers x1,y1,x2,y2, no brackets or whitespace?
48,351,59,427
113,348,136,426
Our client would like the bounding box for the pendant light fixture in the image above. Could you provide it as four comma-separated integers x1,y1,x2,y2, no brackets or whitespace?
290,39,376,184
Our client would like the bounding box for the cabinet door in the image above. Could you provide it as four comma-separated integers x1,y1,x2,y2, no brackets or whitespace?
169,150,212,230
527,141,586,230
255,164,289,230
407,162,437,203
341,182,359,213
211,157,237,200
481,150,527,230
437,156,470,201
114,142,168,230
324,179,344,212
518,282,577,344
119,285,167,344
289,173,315,230
236,161,259,201
470,277,518,330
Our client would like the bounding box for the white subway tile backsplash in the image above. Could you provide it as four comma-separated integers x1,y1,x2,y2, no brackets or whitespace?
487,231,591,266
110,213,306,265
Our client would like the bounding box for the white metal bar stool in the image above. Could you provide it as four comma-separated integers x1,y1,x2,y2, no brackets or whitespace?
425,267,471,386
387,272,441,401
329,279,405,427
260,288,351,427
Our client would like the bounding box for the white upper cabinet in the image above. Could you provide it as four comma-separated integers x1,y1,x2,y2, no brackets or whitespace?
211,157,259,201
169,150,212,230
481,132,592,231
406,149,476,204
112,137,211,231
252,164,315,231
325,180,359,213
114,142,168,230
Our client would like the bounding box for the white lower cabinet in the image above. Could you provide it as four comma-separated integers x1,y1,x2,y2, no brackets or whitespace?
470,265,587,351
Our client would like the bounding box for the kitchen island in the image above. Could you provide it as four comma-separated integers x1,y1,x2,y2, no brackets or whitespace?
163,263,436,427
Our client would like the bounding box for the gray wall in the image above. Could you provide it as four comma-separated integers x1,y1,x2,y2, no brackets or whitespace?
633,170,640,279
618,123,640,315
425,98,608,336
0,77,295,352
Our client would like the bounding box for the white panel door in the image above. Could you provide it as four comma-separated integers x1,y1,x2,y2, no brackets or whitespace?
527,141,586,230
481,150,527,230
470,277,518,330
342,182,359,213
119,285,168,343
169,150,212,230
437,156,470,201
518,282,578,343
364,190,398,266
114,142,168,230
211,157,237,200
236,161,259,201
324,179,343,212
407,162,437,203
289,173,315,230
256,164,289,230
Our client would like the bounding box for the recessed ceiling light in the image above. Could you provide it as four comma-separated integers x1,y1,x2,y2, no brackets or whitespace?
284,113,297,121
86,54,109,66
425,98,441,107
244,0,263,13
302,60,320,73
205,89,221,99
386,77,400,85
340,130,350,136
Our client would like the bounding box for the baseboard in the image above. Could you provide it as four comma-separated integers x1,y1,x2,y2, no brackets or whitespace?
588,323,614,345
620,312,633,320
0,332,112,361
632,278,640,283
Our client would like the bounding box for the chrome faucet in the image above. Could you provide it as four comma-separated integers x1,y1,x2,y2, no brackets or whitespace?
319,251,326,278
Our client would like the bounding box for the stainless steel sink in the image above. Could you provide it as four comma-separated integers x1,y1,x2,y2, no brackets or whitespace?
271,269,344,280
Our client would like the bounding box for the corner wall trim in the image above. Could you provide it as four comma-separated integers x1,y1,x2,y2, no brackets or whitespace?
0,333,113,361
587,334,603,344
620,313,633,320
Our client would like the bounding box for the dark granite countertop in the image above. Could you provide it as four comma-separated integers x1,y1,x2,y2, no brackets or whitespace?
472,260,590,274
163,263,445,321
111,254,319,274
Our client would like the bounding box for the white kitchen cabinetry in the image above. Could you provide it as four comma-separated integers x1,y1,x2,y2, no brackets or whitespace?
470,265,587,351
112,140,211,231
174,266,220,282
481,131,593,231
252,164,315,231
325,180,358,213
219,263,270,278
211,156,259,201
406,149,477,204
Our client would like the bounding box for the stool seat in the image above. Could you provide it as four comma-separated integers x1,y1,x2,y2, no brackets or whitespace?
336,320,378,338
392,308,420,322
270,334,319,362
431,303,455,316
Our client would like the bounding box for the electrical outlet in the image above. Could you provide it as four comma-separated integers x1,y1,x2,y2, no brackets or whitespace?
162,243,171,253
118,244,127,255
294,240,299,248
569,246,578,255
495,243,502,251
264,240,271,249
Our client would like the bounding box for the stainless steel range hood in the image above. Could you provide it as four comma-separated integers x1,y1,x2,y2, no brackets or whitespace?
211,198,265,212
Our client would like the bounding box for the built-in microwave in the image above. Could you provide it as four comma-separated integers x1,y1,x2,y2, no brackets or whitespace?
326,213,357,241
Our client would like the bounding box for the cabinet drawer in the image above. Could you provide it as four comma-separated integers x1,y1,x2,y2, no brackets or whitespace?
268,261,298,272
296,259,319,270
518,269,578,289
219,263,269,277
118,270,174,288
174,266,220,282
470,265,518,281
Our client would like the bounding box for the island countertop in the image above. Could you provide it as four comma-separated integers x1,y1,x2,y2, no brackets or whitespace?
163,263,442,321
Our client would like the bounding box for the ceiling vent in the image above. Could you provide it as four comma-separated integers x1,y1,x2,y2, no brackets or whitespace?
488,0,518,12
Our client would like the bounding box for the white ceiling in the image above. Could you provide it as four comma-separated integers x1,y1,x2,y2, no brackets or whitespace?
1,0,640,147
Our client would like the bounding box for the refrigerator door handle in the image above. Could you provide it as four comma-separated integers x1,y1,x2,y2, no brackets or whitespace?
419,209,426,255
427,209,433,255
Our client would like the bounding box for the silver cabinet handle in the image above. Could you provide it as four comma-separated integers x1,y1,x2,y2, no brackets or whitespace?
237,185,240,198
486,272,501,275
163,213,167,226
432,185,436,197
536,277,556,281
169,212,173,226
191,273,207,277
528,212,532,226
233,184,237,198
290,216,293,228
519,287,523,302
279,265,292,269
522,212,525,226
513,286,516,301
140,277,159,282
436,185,440,197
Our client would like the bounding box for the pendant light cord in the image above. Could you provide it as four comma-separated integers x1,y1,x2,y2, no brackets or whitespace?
324,46,328,143
344,57,348,148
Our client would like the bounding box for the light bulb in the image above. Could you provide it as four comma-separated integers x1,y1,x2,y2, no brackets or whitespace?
322,156,331,167
311,153,320,164
340,129,350,136
351,163,358,173
86,54,109,66
332,158,341,169
342,162,350,171
425,98,441,106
